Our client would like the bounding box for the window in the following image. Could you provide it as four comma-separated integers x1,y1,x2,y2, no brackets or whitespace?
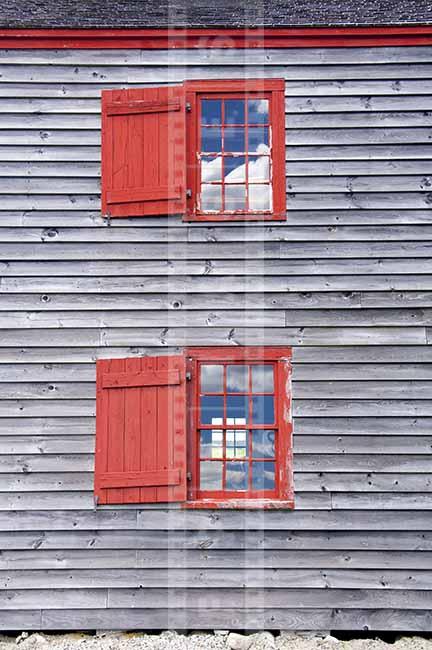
185,80,286,221
186,347,293,508
101,80,286,221
94,347,293,509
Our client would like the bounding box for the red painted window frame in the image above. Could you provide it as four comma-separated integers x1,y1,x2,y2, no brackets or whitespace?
184,346,294,509
184,79,286,222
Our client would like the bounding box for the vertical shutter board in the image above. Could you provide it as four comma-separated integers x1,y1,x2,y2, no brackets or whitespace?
140,356,157,504
172,354,187,502
106,357,126,505
112,88,129,210
156,354,171,503
100,90,113,217
101,85,186,219
123,356,142,504
94,359,110,505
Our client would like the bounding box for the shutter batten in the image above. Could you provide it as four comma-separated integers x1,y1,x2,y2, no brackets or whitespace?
106,185,182,205
99,469,181,489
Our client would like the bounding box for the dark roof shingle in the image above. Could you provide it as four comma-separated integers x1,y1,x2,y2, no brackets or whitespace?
2,0,432,28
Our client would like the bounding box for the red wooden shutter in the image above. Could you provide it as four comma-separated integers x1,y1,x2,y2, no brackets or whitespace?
94,355,187,505
101,85,186,217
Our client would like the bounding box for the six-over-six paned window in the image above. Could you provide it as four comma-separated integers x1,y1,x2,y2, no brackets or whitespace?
198,361,277,495
186,347,293,507
199,97,273,214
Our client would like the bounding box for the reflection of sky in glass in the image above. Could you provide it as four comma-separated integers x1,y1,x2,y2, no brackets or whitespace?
252,365,274,392
201,127,222,152
224,128,245,153
225,100,245,124
200,364,223,392
227,365,248,392
201,99,222,125
200,461,222,490
252,430,275,458
224,157,246,183
200,395,224,424
252,461,275,490
249,127,269,153
226,461,248,490
227,395,249,423
252,395,274,424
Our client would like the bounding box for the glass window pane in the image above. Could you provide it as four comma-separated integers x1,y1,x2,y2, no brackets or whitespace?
252,395,274,424
200,461,223,490
224,127,245,153
226,429,248,459
200,429,223,458
200,395,224,425
248,99,269,124
224,156,246,183
252,365,274,393
226,395,249,424
226,461,248,491
227,365,248,392
225,99,245,124
249,184,271,211
200,364,223,393
201,184,222,212
248,127,269,153
201,127,222,153
201,99,222,125
252,461,275,490
225,184,246,211
201,156,222,182
252,430,275,458
248,156,270,183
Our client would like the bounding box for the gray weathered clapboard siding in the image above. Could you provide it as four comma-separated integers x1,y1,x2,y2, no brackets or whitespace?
0,44,432,632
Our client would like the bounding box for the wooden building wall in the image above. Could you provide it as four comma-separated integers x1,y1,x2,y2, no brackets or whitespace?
0,45,432,631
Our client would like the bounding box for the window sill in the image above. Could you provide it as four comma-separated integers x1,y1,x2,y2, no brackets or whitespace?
183,499,294,510
184,212,286,223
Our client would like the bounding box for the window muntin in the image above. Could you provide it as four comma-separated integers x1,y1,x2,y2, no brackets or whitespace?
197,361,278,498
198,96,272,215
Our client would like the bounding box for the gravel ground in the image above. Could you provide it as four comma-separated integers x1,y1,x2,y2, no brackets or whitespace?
1,631,431,650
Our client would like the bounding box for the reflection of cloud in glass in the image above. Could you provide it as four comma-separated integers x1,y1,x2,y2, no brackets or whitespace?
226,462,248,490
252,430,275,458
201,157,222,182
252,395,274,424
201,184,222,211
252,461,275,490
252,365,274,392
201,364,223,392
249,185,271,211
248,99,269,123
227,364,248,392
200,461,222,490
225,184,246,211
